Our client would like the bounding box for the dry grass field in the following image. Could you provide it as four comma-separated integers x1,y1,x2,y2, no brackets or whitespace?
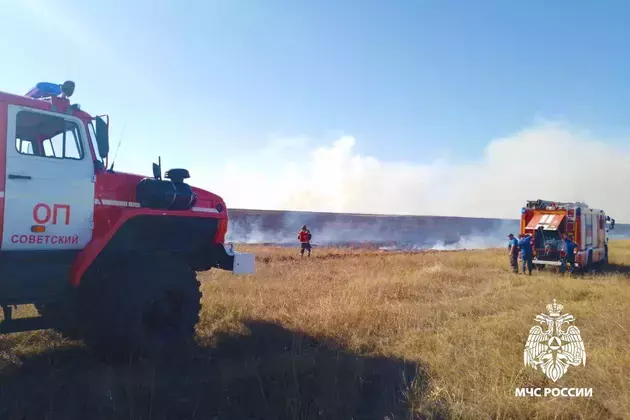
0,241,629,419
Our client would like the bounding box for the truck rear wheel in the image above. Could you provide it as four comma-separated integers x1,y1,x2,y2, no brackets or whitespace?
35,297,82,339
584,251,593,273
78,255,201,356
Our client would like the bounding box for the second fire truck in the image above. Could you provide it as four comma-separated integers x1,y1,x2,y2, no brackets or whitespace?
520,199,615,272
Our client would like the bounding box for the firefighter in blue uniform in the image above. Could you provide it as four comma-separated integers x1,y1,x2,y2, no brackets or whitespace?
507,233,519,273
561,232,578,273
518,233,534,275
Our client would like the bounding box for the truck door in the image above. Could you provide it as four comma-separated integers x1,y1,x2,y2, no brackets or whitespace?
1,105,95,251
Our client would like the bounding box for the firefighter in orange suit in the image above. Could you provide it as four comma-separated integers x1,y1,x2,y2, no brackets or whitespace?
298,225,312,257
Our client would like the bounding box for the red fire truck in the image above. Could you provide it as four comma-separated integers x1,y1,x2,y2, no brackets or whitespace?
520,199,615,272
0,81,255,354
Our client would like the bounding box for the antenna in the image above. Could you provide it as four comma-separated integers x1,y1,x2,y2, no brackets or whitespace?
109,121,128,171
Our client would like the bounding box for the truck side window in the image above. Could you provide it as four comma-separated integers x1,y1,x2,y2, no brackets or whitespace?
15,110,84,160
585,215,593,246
15,138,34,155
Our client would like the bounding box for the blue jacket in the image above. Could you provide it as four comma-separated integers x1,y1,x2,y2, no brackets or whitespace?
518,236,533,256
563,238,578,256
508,238,518,249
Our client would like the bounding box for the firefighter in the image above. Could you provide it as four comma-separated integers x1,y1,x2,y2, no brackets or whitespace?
561,233,578,274
507,233,519,273
518,233,533,275
297,225,312,257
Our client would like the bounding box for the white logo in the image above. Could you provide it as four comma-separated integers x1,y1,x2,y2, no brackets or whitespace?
524,299,586,382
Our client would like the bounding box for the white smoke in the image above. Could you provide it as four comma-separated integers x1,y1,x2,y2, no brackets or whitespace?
194,121,629,248
198,121,630,224
224,211,523,250
428,233,512,251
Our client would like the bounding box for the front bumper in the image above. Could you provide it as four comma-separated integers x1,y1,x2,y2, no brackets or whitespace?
216,243,256,274
532,258,578,267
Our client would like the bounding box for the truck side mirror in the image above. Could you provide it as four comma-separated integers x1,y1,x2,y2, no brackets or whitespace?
95,116,109,159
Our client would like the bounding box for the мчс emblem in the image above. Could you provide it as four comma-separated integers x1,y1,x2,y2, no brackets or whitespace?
524,299,586,382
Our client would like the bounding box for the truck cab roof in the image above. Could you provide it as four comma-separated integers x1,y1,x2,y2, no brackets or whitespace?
0,89,93,122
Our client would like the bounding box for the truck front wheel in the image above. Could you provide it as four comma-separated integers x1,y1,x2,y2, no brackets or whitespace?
78,255,201,356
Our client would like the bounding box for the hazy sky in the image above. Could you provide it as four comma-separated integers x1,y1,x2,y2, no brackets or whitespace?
2,0,630,221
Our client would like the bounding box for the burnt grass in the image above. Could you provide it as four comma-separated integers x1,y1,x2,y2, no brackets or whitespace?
0,321,440,420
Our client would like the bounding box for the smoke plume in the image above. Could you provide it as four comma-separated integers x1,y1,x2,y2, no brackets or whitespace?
202,122,629,222
194,121,630,248
225,214,522,250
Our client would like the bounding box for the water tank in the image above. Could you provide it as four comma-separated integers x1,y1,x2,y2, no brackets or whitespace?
136,168,198,210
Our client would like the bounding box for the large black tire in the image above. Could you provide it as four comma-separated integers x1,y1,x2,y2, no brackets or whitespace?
77,254,201,357
591,248,606,270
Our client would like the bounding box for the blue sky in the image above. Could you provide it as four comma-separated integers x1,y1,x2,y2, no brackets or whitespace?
2,0,630,219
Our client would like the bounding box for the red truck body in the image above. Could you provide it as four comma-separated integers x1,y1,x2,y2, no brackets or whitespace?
519,199,615,271
0,81,254,351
